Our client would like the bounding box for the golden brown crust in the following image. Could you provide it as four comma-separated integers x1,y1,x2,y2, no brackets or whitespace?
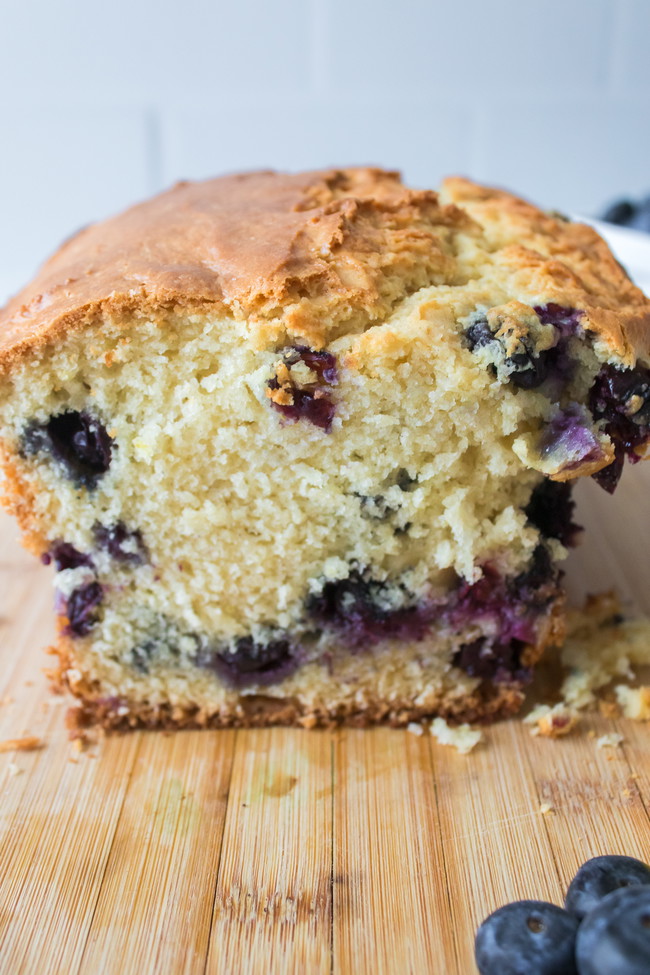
0,448,48,555
441,177,650,363
1,168,648,369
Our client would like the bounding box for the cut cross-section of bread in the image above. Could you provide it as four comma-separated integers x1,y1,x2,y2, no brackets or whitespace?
0,168,649,730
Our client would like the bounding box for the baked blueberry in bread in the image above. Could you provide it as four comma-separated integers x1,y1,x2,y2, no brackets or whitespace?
0,168,648,730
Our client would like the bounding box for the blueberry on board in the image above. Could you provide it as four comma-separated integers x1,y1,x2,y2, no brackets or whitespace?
565,855,650,921
475,900,578,975
575,886,650,975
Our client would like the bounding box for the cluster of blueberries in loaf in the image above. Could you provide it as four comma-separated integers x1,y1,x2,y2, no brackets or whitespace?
463,302,650,491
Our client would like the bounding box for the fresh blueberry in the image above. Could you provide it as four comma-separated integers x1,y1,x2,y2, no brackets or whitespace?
524,480,581,548
475,900,578,975
575,886,650,975
93,521,147,564
23,410,113,488
63,581,103,637
195,636,301,688
565,855,650,921
601,200,638,227
41,541,94,572
601,197,650,233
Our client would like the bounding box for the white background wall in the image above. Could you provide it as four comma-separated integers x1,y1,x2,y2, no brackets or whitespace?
1,0,649,303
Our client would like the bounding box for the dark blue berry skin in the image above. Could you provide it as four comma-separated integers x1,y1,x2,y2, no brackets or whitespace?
41,541,94,572
475,900,578,975
565,855,650,921
306,569,431,648
575,886,650,975
267,346,338,431
93,522,147,565
601,197,650,233
195,636,301,688
63,582,103,636
23,410,113,488
589,365,650,494
525,480,581,548
465,307,578,391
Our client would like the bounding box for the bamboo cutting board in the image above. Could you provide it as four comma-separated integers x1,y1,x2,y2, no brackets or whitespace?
1,465,649,975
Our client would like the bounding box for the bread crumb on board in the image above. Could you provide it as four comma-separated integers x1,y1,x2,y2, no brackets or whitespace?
0,736,43,753
430,717,483,755
525,703,581,738
615,684,650,720
525,594,650,740
406,722,425,736
539,801,554,815
559,594,650,711
596,732,625,749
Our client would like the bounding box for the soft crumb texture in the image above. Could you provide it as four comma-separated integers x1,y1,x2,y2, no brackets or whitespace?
430,716,483,754
615,685,650,720
524,702,581,738
559,595,650,709
596,733,624,749
0,736,43,753
0,168,648,730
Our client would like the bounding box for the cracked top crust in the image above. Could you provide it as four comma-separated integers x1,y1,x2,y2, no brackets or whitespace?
1,167,649,369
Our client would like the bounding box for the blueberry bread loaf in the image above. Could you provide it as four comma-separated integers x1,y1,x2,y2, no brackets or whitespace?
0,168,648,730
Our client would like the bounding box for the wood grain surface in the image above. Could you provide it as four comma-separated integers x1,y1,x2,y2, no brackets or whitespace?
0,465,649,975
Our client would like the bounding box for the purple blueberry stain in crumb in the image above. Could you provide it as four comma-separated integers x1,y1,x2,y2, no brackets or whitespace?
23,410,113,488
524,480,581,548
306,569,432,649
533,303,583,336
589,363,650,493
539,403,606,470
61,581,103,637
450,546,559,684
42,540,95,571
452,635,532,685
267,345,338,431
93,521,147,565
195,636,301,688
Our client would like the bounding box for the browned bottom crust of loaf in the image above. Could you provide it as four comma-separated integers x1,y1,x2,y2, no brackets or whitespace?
63,683,526,734
52,593,565,734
